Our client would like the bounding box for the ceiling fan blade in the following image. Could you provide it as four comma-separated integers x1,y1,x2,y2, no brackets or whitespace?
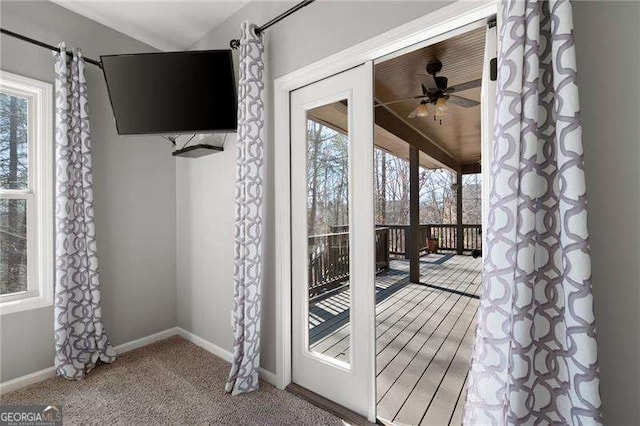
448,95,480,108
448,78,482,93
375,94,428,108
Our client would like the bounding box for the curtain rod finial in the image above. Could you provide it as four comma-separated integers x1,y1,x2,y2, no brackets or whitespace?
230,39,240,50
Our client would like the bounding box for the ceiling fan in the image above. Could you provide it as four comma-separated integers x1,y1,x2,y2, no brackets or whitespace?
376,60,481,124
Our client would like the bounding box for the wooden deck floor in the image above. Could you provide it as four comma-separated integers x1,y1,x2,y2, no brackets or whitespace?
309,254,482,425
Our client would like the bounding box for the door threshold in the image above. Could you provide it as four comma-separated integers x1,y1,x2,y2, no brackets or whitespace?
285,383,379,426
376,417,395,426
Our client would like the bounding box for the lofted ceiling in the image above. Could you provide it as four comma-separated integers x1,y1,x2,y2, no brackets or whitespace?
51,0,250,51
375,26,486,169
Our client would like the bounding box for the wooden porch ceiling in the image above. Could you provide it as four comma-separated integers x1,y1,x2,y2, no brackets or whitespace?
307,25,485,175
375,26,486,172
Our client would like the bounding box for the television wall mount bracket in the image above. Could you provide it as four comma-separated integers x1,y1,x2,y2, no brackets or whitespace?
169,133,229,158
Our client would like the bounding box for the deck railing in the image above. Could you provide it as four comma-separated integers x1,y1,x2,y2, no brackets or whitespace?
430,224,483,253
383,224,481,256
308,227,390,297
308,224,481,298
386,225,431,257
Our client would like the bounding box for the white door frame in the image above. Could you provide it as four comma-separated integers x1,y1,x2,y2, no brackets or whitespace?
273,0,499,416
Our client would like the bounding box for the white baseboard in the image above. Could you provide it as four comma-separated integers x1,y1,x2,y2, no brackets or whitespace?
0,366,57,395
175,327,278,387
0,326,278,394
258,367,278,386
176,327,233,363
0,327,180,395
113,327,181,354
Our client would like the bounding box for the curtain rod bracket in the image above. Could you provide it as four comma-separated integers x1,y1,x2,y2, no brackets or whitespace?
228,0,315,50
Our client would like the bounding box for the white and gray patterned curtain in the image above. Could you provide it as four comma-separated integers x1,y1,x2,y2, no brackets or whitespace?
53,44,116,380
464,1,602,424
225,22,265,395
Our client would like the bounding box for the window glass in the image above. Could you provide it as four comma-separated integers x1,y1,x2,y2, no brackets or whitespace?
0,198,27,294
306,100,352,366
1,91,30,296
0,93,29,190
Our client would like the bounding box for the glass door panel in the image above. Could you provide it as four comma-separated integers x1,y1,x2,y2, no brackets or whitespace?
306,101,351,366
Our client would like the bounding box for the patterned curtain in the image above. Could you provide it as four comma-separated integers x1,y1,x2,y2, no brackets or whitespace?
464,1,602,424
53,44,116,380
225,22,265,395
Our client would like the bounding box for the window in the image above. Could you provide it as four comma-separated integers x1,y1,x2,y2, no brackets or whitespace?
0,70,53,315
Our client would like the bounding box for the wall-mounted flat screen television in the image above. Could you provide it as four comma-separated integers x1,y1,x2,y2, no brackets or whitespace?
101,50,237,135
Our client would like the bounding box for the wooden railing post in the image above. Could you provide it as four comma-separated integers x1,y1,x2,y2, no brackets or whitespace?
403,227,410,260
379,228,389,270
456,172,464,255
408,147,420,283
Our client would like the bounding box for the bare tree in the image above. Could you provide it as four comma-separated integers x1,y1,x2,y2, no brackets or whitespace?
305,122,481,236
1,94,29,294
307,121,321,235
462,173,482,224
306,119,349,235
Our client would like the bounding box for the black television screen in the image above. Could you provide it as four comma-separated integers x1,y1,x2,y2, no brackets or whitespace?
101,50,237,135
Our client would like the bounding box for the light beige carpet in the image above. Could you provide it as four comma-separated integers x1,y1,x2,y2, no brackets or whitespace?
1,336,343,425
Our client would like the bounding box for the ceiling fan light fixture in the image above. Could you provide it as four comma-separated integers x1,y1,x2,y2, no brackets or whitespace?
435,97,448,117
415,102,430,118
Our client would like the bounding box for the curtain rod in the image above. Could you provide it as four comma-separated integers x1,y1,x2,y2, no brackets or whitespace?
0,28,103,68
229,0,316,49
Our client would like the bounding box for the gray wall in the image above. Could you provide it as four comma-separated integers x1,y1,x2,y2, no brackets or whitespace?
0,1,177,382
573,2,640,424
176,0,452,377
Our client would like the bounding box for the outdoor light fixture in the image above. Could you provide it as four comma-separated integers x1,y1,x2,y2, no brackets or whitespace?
435,97,448,117
415,101,430,117
381,59,481,124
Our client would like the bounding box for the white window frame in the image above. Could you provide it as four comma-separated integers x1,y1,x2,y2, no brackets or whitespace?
0,70,53,315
